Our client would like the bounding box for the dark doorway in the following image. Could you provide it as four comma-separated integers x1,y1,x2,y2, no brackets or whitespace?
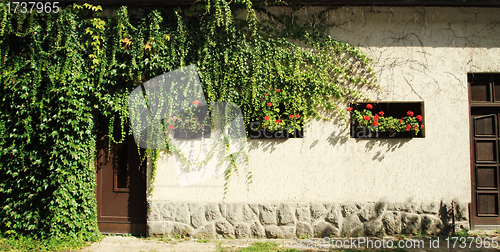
95,116,147,234
469,73,500,229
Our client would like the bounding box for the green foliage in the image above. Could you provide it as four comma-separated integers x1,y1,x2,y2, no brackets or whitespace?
452,229,471,238
0,235,91,251
0,0,377,242
236,241,301,252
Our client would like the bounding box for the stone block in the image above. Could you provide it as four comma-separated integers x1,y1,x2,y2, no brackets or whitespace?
296,221,313,238
358,203,376,222
341,203,358,217
280,226,296,239
148,202,161,222
148,221,172,235
456,221,470,231
248,204,260,216
455,202,469,221
314,221,339,237
250,220,266,238
265,225,284,238
172,222,193,237
382,211,401,235
206,203,222,221
387,202,413,213
220,203,227,218
191,205,206,228
420,203,440,214
215,219,235,238
421,214,442,235
364,219,384,236
188,203,201,212
402,213,421,235
311,203,328,221
341,215,363,236
278,204,295,225
235,222,251,238
243,204,258,222
296,205,311,222
156,202,177,221
227,203,243,225
175,203,190,224
325,204,342,229
194,223,216,238
374,202,387,217
259,204,277,225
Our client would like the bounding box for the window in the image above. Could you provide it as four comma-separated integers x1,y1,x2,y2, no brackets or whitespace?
350,102,425,138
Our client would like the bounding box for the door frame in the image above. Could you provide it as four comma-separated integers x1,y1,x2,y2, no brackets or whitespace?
469,73,500,230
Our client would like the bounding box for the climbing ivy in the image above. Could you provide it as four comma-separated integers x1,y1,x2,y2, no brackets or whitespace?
0,0,377,241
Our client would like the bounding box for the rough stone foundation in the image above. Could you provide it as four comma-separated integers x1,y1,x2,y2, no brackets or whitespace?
147,202,469,238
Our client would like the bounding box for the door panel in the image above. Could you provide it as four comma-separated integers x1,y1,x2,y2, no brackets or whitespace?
476,166,497,189
477,193,498,216
475,140,497,162
95,118,147,234
471,111,500,225
474,115,496,136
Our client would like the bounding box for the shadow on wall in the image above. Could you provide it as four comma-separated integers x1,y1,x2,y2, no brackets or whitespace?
363,138,411,162
248,138,288,155
326,113,411,162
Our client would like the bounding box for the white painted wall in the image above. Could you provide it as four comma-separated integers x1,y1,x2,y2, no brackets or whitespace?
149,7,500,205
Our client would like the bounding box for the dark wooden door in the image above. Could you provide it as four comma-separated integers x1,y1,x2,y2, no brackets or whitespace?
469,74,500,229
95,118,147,234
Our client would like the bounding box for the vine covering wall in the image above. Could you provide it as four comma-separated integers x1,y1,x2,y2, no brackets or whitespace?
0,0,376,240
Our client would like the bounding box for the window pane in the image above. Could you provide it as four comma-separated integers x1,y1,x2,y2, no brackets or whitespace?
471,81,490,102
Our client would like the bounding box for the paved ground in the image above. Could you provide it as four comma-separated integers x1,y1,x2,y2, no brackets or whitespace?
79,236,291,252
80,231,500,252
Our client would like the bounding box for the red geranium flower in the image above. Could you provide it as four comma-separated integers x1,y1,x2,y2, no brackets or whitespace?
168,124,175,130
379,111,384,116
347,107,353,112
399,119,403,124
364,115,371,121
265,94,268,97
276,119,282,123
374,114,379,121
407,110,414,116
295,114,300,118
192,100,200,106
405,124,411,131
366,104,373,109
290,115,294,119
414,125,418,129
421,124,424,128
264,116,270,120
416,115,422,122
276,89,281,92
373,121,379,126
267,103,272,107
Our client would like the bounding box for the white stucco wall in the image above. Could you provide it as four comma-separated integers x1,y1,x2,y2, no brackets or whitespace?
149,7,500,205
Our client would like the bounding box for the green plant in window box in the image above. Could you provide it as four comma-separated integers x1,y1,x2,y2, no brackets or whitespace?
349,104,424,136
257,89,303,134
166,101,211,139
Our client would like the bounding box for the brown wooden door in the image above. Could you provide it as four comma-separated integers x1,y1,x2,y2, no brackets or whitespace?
95,118,147,234
469,74,500,229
